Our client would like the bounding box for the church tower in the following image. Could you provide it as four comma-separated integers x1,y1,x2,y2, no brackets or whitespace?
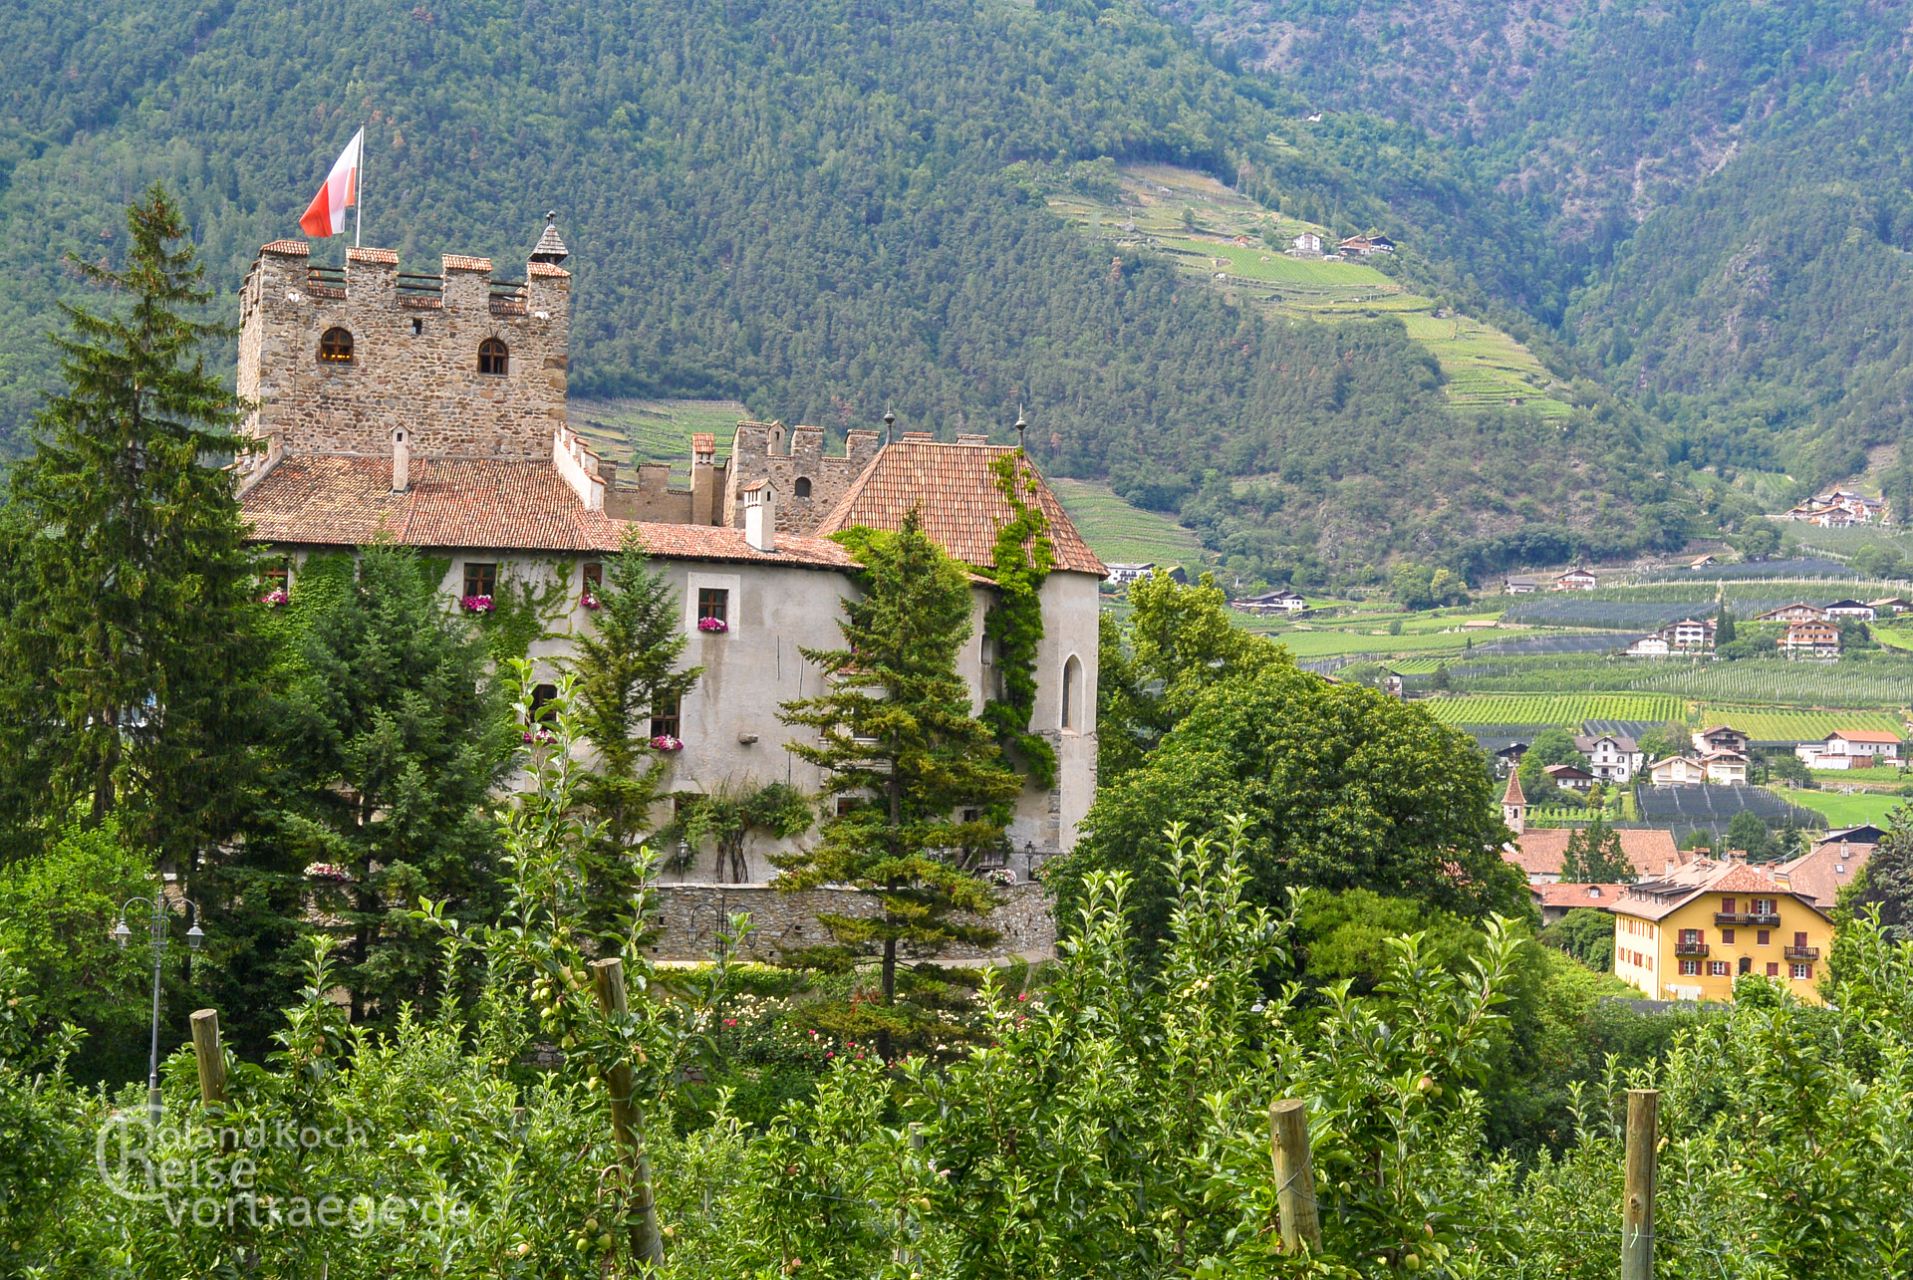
1502,769,1527,835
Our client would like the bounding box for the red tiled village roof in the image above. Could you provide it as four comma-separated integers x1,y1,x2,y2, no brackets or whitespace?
816,439,1105,576
1504,828,1682,880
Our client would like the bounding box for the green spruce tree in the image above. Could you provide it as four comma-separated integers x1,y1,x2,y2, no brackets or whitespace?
1560,811,1635,882
266,545,512,1021
570,530,702,917
0,185,263,876
778,512,1022,1053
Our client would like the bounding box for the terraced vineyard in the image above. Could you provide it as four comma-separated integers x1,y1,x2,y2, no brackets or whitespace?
1702,706,1906,745
1625,660,1911,709
1420,693,1684,727
1049,480,1208,569
1048,164,1572,416
568,397,751,483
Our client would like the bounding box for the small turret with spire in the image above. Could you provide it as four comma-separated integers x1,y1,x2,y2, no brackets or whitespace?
1502,769,1527,836
530,211,569,267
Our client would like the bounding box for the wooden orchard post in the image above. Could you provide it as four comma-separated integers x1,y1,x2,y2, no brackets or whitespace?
590,958,666,1270
1269,1098,1322,1252
1622,1088,1659,1280
189,1008,227,1109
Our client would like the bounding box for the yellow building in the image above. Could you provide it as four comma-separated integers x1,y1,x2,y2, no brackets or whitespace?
1611,859,1834,1003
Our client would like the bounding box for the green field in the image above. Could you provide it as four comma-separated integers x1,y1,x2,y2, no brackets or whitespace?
1421,693,1684,727
1050,479,1207,569
1701,705,1906,744
1048,164,1572,416
1270,628,1519,658
568,396,752,483
1775,787,1906,828
1811,766,1911,784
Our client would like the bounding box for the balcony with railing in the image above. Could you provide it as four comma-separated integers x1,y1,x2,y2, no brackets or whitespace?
1782,945,1820,962
1673,940,1710,958
1715,911,1781,927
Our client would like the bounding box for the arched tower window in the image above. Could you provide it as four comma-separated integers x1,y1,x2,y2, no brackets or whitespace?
318,327,354,363
794,476,813,499
1061,654,1082,732
478,337,509,376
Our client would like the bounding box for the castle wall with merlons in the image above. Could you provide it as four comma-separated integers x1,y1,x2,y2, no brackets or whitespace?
237,244,570,461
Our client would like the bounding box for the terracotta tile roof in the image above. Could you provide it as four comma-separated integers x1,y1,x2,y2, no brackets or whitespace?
240,455,855,569
528,262,571,279
261,239,310,257
1502,770,1525,806
817,440,1105,576
1776,840,1875,908
1504,828,1681,880
1830,730,1903,744
1611,857,1830,923
347,246,398,265
1532,882,1624,910
442,254,493,273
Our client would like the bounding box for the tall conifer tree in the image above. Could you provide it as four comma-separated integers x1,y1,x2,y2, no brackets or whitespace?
779,512,1022,1052
0,185,261,875
570,530,702,920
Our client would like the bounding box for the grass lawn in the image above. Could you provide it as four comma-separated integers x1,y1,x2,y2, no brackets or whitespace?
1810,766,1912,785
1773,787,1907,828
1050,479,1207,569
1267,627,1523,659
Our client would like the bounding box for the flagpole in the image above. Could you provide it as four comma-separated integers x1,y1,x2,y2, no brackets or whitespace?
355,125,364,248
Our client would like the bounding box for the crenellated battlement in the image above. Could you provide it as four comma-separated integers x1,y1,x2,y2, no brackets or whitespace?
237,226,572,469
723,420,881,533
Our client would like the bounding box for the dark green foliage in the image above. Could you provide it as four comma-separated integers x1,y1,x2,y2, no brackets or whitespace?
0,185,263,876
1726,809,1777,861
1094,569,1284,784
1560,812,1634,882
1715,606,1737,645
1539,907,1616,972
570,529,701,915
979,453,1056,790
261,543,513,1021
1060,658,1530,947
0,823,154,1083
778,513,1022,1042
1846,812,1913,942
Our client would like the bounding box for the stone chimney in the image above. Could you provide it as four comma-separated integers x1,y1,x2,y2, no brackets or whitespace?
391,428,411,493
742,481,776,552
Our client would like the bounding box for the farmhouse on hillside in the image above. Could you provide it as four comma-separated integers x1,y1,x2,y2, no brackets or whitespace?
1778,620,1841,660
1795,730,1905,770
1552,567,1599,591
229,223,1103,896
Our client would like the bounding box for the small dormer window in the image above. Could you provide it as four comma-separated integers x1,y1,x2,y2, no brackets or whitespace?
478,338,509,376
319,327,354,363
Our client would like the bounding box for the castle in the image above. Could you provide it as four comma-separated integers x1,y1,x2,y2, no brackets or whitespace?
233,219,1103,912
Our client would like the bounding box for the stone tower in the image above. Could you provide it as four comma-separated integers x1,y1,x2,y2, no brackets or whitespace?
1502,769,1527,836
235,219,572,468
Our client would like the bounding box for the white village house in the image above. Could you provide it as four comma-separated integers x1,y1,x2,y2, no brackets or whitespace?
1796,730,1905,771
230,225,1103,902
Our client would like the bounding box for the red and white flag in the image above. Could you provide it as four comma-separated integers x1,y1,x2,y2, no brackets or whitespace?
299,128,363,238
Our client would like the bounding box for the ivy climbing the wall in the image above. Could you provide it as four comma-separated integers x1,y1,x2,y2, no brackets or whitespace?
471,561,575,666
982,452,1057,791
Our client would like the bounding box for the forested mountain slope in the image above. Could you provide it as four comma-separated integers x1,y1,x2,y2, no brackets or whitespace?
0,0,1676,581
1160,0,1913,494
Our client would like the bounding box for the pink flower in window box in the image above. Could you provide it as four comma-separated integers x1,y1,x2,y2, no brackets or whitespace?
697,616,729,633
460,594,495,614
260,588,290,607
649,734,684,753
580,590,602,611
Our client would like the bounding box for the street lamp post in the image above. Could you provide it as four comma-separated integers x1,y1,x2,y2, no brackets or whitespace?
113,894,204,1124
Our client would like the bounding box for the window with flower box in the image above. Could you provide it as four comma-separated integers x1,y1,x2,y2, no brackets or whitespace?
649,692,681,741
698,588,729,628
464,562,497,598
583,562,603,588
